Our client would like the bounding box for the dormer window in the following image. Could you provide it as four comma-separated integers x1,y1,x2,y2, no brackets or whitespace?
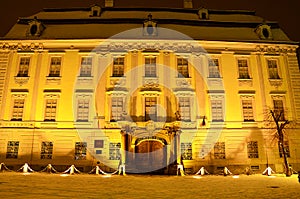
198,8,209,20
143,14,157,36
90,5,101,17
27,17,45,37
255,24,272,40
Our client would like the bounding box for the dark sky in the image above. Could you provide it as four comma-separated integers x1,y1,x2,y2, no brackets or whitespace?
0,0,300,42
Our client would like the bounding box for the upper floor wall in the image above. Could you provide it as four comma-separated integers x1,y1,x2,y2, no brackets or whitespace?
0,39,299,129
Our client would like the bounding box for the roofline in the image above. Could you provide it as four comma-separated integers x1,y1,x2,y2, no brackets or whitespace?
17,18,280,29
42,6,256,15
0,38,298,46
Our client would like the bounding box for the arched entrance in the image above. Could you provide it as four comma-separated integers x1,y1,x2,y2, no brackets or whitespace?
135,139,166,173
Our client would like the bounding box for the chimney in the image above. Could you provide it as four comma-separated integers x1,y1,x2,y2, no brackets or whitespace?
184,0,193,9
105,0,114,7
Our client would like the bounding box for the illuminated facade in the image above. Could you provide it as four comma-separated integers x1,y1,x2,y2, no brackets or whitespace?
0,1,299,174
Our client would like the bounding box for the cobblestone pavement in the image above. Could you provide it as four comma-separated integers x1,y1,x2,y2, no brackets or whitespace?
0,172,299,199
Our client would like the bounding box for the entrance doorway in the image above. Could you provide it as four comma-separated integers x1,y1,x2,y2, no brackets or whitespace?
135,140,166,173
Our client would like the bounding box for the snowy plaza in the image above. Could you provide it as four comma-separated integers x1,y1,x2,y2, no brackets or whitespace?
0,172,299,199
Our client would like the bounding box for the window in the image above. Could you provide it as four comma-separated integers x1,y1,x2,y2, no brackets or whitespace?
211,99,223,121
11,98,24,121
279,141,290,158
267,60,280,79
181,143,192,160
145,57,156,77
75,142,87,160
94,140,104,148
273,99,285,121
112,57,124,77
214,142,225,159
208,58,220,78
80,57,92,77
111,97,123,121
49,57,61,77
41,142,53,159
44,99,57,121
238,59,250,79
109,142,121,160
145,97,157,121
77,98,89,121
6,141,19,159
17,57,30,77
178,97,190,121
177,58,189,78
242,99,254,121
247,141,259,158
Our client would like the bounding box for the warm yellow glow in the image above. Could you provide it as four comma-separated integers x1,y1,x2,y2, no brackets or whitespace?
102,174,112,178
60,174,69,177
232,175,239,179
192,176,202,179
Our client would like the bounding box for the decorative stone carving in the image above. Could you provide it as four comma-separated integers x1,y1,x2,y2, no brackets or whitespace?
269,79,283,87
176,78,191,88
143,77,159,88
14,77,29,86
0,42,44,51
110,77,126,87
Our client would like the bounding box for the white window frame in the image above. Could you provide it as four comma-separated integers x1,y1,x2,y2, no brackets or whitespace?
44,94,59,121
80,56,93,77
49,57,61,77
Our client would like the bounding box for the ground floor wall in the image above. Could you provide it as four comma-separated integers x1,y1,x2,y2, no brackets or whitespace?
0,127,299,174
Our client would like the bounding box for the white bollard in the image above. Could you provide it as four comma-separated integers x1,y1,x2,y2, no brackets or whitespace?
70,165,75,175
23,163,29,173
96,166,100,175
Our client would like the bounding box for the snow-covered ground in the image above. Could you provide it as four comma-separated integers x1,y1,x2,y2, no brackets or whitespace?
0,172,299,199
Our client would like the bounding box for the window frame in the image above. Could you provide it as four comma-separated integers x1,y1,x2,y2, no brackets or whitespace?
48,57,62,77
17,57,30,77
80,56,93,77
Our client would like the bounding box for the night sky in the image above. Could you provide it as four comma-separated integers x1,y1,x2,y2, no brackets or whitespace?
0,0,299,43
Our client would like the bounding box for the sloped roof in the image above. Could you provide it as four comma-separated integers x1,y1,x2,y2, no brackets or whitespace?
3,6,293,43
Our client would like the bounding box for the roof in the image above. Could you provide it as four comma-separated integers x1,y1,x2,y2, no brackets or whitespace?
3,6,293,43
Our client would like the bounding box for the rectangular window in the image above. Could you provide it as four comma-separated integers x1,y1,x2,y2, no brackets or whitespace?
17,57,30,77
279,141,290,158
268,60,280,79
145,57,156,77
44,99,57,121
80,57,92,77
179,97,190,121
75,142,87,160
214,142,225,159
181,143,192,160
211,100,223,121
238,59,250,79
11,98,24,121
41,142,53,159
94,140,104,148
111,97,123,121
247,141,259,158
6,141,19,159
273,99,285,121
242,99,254,121
77,98,89,121
177,58,189,78
145,97,157,121
109,142,121,160
49,57,61,77
208,58,220,78
112,57,124,77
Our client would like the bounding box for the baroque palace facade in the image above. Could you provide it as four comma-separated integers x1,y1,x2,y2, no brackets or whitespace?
0,0,300,174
